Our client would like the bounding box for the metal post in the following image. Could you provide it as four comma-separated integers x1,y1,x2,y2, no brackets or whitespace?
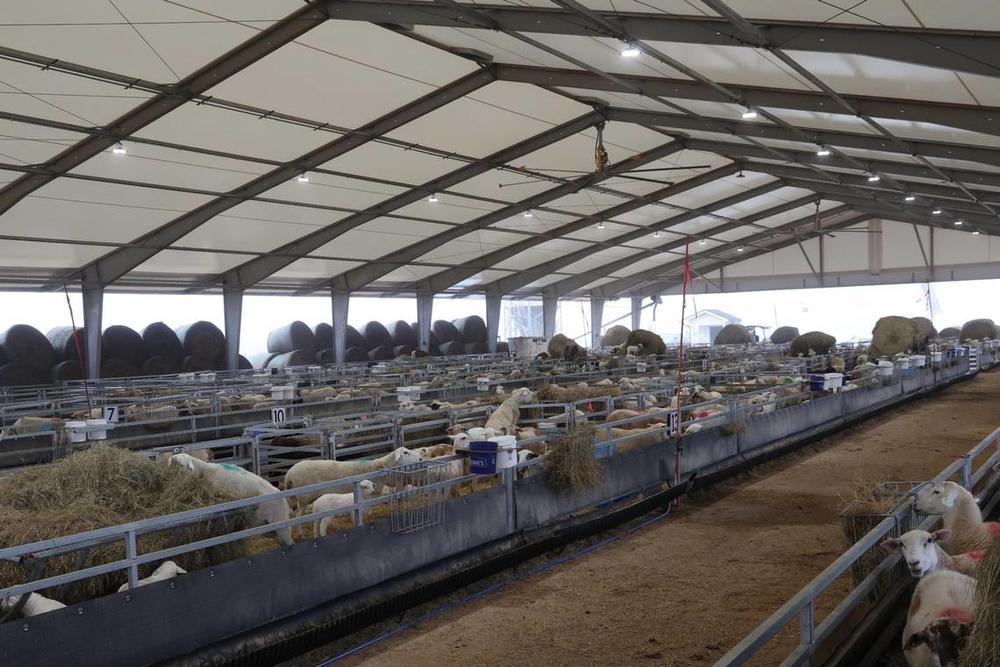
223,287,243,371
542,291,557,339
331,288,350,364
503,467,516,533
485,291,502,353
353,479,364,527
416,291,434,353
590,295,605,349
81,281,103,380
125,528,139,590
631,296,642,331
799,602,814,647
961,455,973,490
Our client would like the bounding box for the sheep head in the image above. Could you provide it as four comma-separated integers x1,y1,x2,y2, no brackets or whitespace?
916,481,966,515
881,529,950,577
392,447,422,466
360,480,377,497
168,453,199,472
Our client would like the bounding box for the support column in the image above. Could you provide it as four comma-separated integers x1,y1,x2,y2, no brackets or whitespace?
542,291,557,339
590,295,605,350
631,296,642,331
485,291,502,354
868,219,883,275
331,288,350,364
81,282,103,380
416,291,434,353
223,287,243,371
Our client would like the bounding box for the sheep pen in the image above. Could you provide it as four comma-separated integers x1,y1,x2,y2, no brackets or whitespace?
0,445,253,605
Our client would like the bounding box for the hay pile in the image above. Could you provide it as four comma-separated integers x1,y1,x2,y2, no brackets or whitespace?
839,477,902,599
0,445,251,604
790,331,836,356
625,329,666,355
534,382,621,402
870,315,924,357
544,424,600,492
770,326,799,344
963,540,1000,666
960,319,996,342
600,325,631,347
713,324,752,345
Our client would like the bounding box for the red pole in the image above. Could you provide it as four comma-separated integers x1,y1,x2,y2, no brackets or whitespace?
673,241,691,491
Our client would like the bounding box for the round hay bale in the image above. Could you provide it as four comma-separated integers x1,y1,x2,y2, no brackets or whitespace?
548,333,584,360
250,352,279,369
237,354,253,370
600,325,631,347
625,329,666,356
46,326,85,364
266,350,312,370
388,321,417,348
432,320,460,344
139,355,180,376
345,325,366,350
938,327,960,339
368,345,395,361
714,324,752,345
102,325,146,367
909,317,937,338
180,356,215,373
312,323,333,350
51,360,84,383
410,322,440,347
140,322,183,362
790,331,836,356
315,348,334,364
101,357,139,379
175,321,226,361
464,341,487,355
960,319,996,341
770,326,799,344
869,316,922,357
496,341,510,355
0,362,46,386
452,316,487,344
439,340,465,356
267,321,316,357
0,324,55,369
393,345,415,357
344,346,369,363
361,321,391,349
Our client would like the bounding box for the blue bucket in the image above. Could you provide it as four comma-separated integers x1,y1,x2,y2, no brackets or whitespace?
808,374,826,391
469,441,498,475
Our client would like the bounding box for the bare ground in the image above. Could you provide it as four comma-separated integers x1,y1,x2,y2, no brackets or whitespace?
287,371,1000,667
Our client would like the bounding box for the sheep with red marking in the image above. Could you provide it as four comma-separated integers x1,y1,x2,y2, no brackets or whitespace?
916,481,1000,554
880,529,983,578
901,570,976,667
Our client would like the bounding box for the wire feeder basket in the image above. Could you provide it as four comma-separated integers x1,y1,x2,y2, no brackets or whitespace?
387,460,449,535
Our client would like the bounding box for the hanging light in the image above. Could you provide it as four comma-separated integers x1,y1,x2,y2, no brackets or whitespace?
597,221,606,230
741,108,758,120
954,219,963,226
428,193,438,203
698,238,707,246
904,194,916,202
737,246,745,252
867,172,880,182
653,230,661,238
111,142,126,155
523,210,533,218
296,174,310,183
932,208,943,215
736,170,746,179
620,43,640,58
972,230,981,235
816,145,831,157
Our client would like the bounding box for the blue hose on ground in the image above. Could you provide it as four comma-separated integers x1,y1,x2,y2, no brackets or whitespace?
315,504,674,665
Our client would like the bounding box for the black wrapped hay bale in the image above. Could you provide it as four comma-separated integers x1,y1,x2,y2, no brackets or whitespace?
790,331,836,356
312,323,333,350
464,341,487,355
141,322,184,362
237,354,253,370
393,345,415,357
368,345,395,361
770,326,799,344
0,362,46,386
960,319,995,341
453,316,487,344
714,324,752,345
46,326,85,364
345,325,366,349
140,355,180,376
266,350,313,370
362,321,391,349
101,358,138,379
0,324,55,369
102,325,146,367
600,325,630,347
389,321,417,348
432,320,460,344
250,352,279,369
938,327,960,339
439,340,464,356
344,347,369,363
267,321,316,357
51,360,83,383
176,321,226,361
496,341,510,355
315,348,334,364
180,356,215,373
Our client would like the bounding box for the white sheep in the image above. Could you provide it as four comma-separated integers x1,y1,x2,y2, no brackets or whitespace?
1,592,65,617
306,480,376,536
915,481,1000,554
880,529,983,578
117,561,187,592
484,398,519,436
901,570,976,667
169,454,293,547
281,447,422,513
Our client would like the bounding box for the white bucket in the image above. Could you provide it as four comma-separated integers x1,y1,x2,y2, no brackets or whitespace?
198,372,216,383
65,420,88,444
178,372,195,382
86,418,107,441
896,357,910,370
911,355,927,368
476,377,490,392
493,435,518,469
931,351,943,363
878,360,894,377
271,385,294,400
397,386,423,403
509,337,547,358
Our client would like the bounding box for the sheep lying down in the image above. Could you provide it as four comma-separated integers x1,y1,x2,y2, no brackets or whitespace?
305,480,377,536
1,592,66,618
117,561,187,593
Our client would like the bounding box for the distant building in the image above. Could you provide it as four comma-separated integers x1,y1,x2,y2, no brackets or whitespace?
685,309,741,345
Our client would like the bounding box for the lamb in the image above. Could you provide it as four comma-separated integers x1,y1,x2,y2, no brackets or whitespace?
169,454,293,547
484,398,520,436
1,592,66,618
281,447,422,512
901,570,976,667
880,529,984,578
915,481,1000,554
306,480,377,536
117,561,187,592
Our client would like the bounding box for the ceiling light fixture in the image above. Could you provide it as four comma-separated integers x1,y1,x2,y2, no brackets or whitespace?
737,246,745,252
867,173,880,182
523,210,533,218
954,219,963,226
932,208,942,215
699,239,707,246
620,43,640,58
597,221,606,230
428,193,438,203
111,142,126,155
904,194,916,202
653,230,661,238
296,174,309,183
741,108,758,120
973,230,981,235
816,145,831,157
736,170,746,179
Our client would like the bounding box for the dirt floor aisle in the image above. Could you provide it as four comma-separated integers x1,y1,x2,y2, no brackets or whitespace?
320,372,1000,667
